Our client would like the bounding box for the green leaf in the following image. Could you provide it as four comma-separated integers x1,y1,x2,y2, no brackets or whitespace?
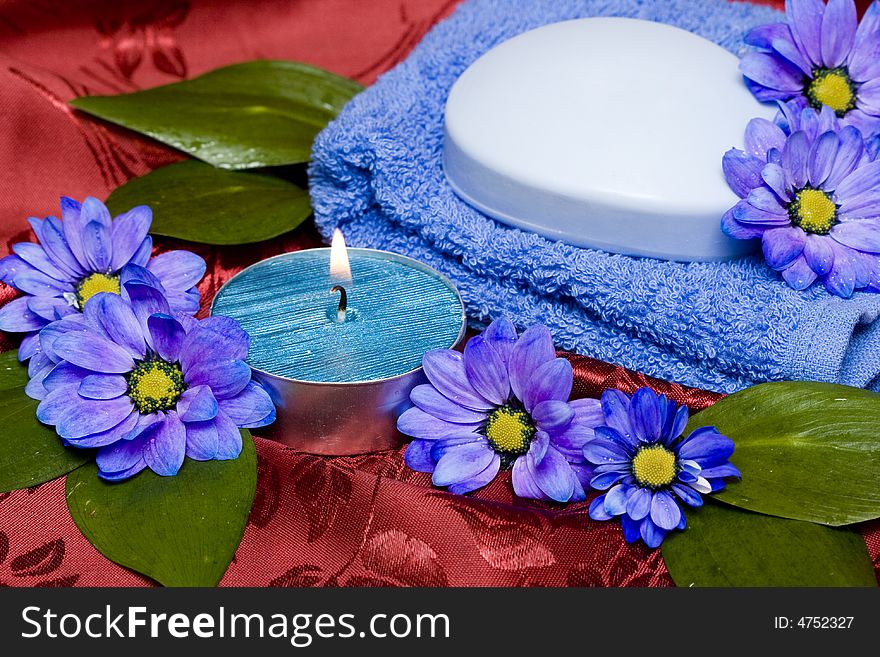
71,60,362,169
0,350,89,492
105,161,312,245
66,431,257,586
662,503,877,587
688,381,880,526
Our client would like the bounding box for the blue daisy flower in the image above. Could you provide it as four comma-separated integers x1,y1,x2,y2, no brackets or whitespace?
584,387,740,548
0,196,205,363
741,0,880,138
398,318,602,502
29,283,274,480
722,108,880,297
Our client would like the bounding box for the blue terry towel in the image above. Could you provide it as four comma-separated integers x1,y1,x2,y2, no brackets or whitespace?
309,0,880,394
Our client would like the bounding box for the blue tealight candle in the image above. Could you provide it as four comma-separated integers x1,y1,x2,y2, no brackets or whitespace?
211,231,466,454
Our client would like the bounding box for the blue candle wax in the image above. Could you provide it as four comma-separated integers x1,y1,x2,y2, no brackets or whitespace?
211,249,465,383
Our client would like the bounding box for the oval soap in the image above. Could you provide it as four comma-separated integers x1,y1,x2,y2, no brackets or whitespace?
443,18,775,262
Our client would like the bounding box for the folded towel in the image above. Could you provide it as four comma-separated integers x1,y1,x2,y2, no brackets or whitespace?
309,0,880,394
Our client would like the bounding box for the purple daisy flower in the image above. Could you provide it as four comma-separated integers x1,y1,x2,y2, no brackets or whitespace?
585,387,740,548
397,319,602,502
30,283,275,480
741,0,880,138
722,109,880,297
0,196,205,364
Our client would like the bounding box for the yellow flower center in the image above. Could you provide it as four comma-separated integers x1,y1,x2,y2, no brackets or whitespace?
807,68,856,116
76,273,120,307
485,406,534,456
127,360,185,414
789,188,838,235
632,445,677,488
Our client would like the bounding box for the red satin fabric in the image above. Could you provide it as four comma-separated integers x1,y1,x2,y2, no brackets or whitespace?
0,0,877,587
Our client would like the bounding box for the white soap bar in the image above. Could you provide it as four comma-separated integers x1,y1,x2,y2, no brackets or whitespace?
443,18,776,262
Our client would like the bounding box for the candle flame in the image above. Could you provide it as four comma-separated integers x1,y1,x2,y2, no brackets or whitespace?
329,228,352,284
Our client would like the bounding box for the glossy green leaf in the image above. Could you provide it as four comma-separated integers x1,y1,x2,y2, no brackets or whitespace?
0,350,89,492
66,431,257,587
71,60,363,169
688,381,880,526
662,503,876,587
106,160,312,245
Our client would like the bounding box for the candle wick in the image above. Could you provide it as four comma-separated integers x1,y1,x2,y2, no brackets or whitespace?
331,285,347,323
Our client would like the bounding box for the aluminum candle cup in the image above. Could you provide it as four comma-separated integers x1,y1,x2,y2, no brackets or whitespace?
210,235,466,455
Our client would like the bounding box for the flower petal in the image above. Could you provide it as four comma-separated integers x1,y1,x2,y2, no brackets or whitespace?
410,384,487,423
808,130,839,187
820,0,857,68
143,412,186,476
66,410,138,448
782,130,811,191
13,268,73,296
56,396,135,440
825,126,864,189
583,438,630,466
804,233,836,276
722,149,764,197
482,317,517,364
671,483,703,507
122,280,171,340
763,226,806,270
404,439,436,473
422,349,493,411
147,250,206,292
823,240,857,297
110,206,152,272
12,243,73,283
177,384,219,422
787,0,825,65
603,483,632,516
217,381,275,428
448,454,501,495
432,441,495,487
761,162,791,201
83,291,147,358
47,209,86,277
0,296,47,332
522,358,572,413
184,358,251,399
79,374,128,400
848,0,880,81
739,52,805,92
463,333,509,405
53,331,135,373
626,486,653,521
82,220,112,273
628,387,662,443
744,118,787,160
96,433,147,475
185,420,219,461
214,410,243,460
836,159,880,201
513,454,548,500
397,406,482,440
747,187,786,214
508,324,556,403
678,427,735,467
527,445,575,502
831,220,880,253
650,489,682,531
733,199,789,226
600,389,637,447
532,399,574,433
781,255,818,290
148,313,187,362
179,316,248,368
